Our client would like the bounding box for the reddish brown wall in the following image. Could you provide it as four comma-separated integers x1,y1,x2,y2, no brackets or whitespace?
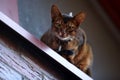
98,0,120,31
0,0,18,23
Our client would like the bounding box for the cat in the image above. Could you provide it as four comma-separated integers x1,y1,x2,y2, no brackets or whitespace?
41,4,93,76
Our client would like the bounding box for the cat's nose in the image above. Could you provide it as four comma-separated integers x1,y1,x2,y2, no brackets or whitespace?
59,32,62,36
59,32,66,38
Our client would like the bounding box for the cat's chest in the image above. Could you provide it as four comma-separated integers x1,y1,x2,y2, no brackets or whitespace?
49,37,60,51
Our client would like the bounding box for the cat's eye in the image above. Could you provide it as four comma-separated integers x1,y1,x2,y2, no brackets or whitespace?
70,26,74,29
55,20,63,28
70,24,75,28
67,23,75,29
66,25,76,33
55,23,61,28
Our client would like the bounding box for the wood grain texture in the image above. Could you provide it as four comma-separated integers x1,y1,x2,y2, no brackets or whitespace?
0,61,22,80
0,44,56,80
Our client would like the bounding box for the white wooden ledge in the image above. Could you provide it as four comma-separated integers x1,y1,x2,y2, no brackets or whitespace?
0,12,93,80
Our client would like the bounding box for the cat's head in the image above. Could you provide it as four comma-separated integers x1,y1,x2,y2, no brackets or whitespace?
51,5,86,41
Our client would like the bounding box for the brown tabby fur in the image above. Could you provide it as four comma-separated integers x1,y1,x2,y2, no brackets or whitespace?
41,5,93,76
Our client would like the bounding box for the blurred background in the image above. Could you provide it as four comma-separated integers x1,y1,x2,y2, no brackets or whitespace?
0,0,120,80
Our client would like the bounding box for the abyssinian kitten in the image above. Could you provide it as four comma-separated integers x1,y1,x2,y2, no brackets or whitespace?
41,5,93,76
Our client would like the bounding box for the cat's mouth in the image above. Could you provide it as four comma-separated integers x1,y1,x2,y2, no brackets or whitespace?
56,35,73,41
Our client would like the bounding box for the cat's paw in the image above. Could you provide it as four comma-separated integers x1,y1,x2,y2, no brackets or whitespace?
58,50,74,55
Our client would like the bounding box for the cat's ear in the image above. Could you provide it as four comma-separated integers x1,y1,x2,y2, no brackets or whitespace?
73,12,86,26
51,5,62,20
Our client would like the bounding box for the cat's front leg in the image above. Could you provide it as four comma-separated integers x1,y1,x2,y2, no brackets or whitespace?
67,54,76,63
